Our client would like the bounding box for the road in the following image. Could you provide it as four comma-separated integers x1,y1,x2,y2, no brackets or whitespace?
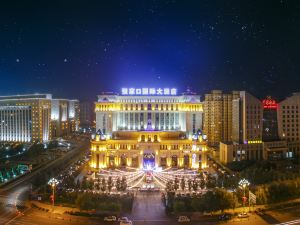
6,191,300,225
0,138,89,225
262,204,300,225
6,208,103,225
0,184,31,225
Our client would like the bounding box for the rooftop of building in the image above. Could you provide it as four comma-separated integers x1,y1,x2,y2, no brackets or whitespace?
0,94,78,102
0,93,52,101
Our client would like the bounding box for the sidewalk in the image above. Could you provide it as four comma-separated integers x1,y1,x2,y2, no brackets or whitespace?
31,201,79,214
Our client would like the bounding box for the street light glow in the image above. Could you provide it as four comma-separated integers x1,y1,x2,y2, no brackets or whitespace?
48,177,59,212
239,178,250,189
48,178,59,187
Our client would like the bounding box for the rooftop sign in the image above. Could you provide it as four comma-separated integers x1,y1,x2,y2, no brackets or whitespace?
262,98,278,109
121,88,177,96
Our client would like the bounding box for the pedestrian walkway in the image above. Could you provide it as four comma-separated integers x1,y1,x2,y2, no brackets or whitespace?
130,191,168,221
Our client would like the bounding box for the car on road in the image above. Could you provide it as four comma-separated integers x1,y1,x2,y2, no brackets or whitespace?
237,212,249,218
218,213,232,220
104,216,117,221
118,217,129,222
178,216,190,222
119,220,132,225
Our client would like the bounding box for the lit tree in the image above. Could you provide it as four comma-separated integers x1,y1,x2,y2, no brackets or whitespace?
174,177,179,191
121,176,127,191
81,177,88,190
206,174,216,189
107,176,113,192
116,177,121,191
180,177,185,191
166,180,174,192
188,179,192,191
199,178,205,190
101,178,106,192
95,179,100,191
192,179,198,191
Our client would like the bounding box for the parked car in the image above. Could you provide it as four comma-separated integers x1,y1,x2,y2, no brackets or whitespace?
118,217,129,222
238,212,249,218
178,216,190,222
104,216,117,221
218,213,232,220
120,220,132,225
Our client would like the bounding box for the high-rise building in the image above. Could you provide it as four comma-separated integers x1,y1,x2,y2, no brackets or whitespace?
277,93,300,158
220,91,264,163
90,88,207,170
203,90,240,146
79,102,94,128
232,91,263,144
51,99,80,138
262,96,279,141
0,94,79,143
0,94,52,142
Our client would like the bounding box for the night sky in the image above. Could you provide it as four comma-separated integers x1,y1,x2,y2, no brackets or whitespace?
0,0,299,101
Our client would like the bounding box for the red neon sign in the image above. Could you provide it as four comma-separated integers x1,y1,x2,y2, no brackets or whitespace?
262,99,278,109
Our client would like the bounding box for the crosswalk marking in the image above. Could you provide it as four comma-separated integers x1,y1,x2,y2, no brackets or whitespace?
275,219,300,225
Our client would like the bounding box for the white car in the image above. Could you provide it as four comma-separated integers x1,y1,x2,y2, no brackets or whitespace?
104,216,117,221
178,216,190,222
118,217,129,222
238,212,249,218
120,221,132,225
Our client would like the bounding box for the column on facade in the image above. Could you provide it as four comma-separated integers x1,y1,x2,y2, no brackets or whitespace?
114,154,120,167
189,153,192,168
200,150,207,169
166,150,171,167
126,155,132,167
178,151,183,168
144,112,147,129
139,151,143,168
155,150,159,167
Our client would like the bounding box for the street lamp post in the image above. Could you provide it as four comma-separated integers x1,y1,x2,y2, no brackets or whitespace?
48,178,59,212
239,178,250,212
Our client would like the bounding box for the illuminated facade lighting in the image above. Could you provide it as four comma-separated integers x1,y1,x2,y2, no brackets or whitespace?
0,94,79,143
90,88,207,170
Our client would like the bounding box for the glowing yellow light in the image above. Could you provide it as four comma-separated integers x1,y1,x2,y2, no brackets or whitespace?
167,158,171,167
126,158,132,167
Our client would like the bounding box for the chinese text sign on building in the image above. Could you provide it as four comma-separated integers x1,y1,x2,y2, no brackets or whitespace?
121,88,177,96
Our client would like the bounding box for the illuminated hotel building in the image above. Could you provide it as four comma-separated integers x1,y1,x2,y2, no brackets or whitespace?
0,94,79,143
90,88,207,169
